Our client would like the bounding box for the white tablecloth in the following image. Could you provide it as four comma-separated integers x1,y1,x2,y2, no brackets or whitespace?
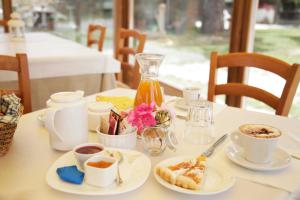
0,32,120,81
0,32,120,110
0,88,299,200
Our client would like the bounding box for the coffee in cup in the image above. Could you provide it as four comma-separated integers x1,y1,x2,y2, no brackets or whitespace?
239,124,281,139
231,124,281,164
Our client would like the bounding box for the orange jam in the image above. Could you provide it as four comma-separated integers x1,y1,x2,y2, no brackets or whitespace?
134,79,163,107
87,161,113,168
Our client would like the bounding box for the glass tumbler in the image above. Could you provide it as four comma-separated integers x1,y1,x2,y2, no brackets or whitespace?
184,100,214,145
182,87,201,106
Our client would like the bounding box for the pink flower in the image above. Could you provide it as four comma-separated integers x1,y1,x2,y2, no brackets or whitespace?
135,102,155,115
141,113,157,127
127,102,157,133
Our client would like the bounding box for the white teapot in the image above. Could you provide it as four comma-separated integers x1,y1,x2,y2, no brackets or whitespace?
45,91,88,151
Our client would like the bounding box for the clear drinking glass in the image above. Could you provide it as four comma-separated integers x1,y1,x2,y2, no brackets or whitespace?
184,100,214,145
182,87,201,106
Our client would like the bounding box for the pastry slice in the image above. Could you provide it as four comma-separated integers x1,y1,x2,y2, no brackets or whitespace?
156,155,206,190
156,161,193,184
176,164,206,190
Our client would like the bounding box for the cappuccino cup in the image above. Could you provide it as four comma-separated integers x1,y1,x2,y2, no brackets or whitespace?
231,124,281,164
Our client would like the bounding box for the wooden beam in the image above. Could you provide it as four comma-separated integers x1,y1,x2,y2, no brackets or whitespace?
2,0,12,33
114,0,131,58
226,0,258,107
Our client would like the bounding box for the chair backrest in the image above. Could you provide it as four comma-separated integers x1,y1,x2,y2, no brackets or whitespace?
115,28,146,89
208,52,300,116
0,54,32,113
87,24,106,51
0,20,8,32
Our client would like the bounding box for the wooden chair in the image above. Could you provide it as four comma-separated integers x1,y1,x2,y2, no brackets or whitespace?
87,24,106,51
208,52,300,116
115,28,146,89
0,20,8,32
0,54,32,113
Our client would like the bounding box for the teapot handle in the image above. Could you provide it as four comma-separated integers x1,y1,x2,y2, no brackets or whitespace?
45,107,64,142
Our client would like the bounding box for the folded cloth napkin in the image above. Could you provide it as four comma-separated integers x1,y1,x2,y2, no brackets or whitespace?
96,95,133,111
0,93,21,124
279,133,300,159
56,165,84,184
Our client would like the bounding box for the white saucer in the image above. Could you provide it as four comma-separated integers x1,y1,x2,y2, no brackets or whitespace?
154,156,235,195
226,145,291,171
174,99,188,110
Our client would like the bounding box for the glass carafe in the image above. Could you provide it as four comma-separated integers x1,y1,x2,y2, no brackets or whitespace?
134,53,164,107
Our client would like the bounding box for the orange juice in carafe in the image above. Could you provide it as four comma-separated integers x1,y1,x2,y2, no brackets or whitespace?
134,53,164,107
134,79,163,107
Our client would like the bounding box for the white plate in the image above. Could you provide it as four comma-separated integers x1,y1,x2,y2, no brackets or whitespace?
153,156,235,195
226,145,291,171
174,99,188,110
46,148,151,196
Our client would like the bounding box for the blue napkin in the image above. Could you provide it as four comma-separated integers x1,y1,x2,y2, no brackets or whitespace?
56,165,84,184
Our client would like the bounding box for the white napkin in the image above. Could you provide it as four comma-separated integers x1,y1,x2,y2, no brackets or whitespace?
119,158,131,181
212,143,300,194
119,153,142,182
279,132,300,159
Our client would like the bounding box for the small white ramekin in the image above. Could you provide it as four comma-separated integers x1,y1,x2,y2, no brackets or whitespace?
73,142,105,168
96,126,137,149
84,155,118,187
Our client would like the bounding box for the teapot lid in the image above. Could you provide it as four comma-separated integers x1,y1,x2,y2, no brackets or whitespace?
50,91,84,103
88,102,113,113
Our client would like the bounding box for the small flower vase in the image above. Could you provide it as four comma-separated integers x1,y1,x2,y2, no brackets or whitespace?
141,123,170,156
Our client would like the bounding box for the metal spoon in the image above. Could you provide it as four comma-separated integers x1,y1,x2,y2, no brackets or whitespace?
115,151,124,185
106,150,124,185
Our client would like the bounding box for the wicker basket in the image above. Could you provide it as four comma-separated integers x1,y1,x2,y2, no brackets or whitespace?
0,105,23,157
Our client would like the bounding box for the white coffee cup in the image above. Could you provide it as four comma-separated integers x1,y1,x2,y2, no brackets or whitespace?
231,124,281,164
84,155,118,187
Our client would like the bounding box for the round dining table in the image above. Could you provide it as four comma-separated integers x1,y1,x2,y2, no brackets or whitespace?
0,88,299,200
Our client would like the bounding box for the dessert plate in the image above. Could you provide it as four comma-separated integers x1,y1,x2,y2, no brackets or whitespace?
153,156,235,195
46,148,151,196
226,145,291,171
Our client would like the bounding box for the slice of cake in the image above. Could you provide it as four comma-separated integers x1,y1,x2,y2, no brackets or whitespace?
156,155,206,190
176,164,206,190
156,159,194,185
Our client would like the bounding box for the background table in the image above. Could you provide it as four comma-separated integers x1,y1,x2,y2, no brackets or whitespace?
0,32,120,110
0,88,299,200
